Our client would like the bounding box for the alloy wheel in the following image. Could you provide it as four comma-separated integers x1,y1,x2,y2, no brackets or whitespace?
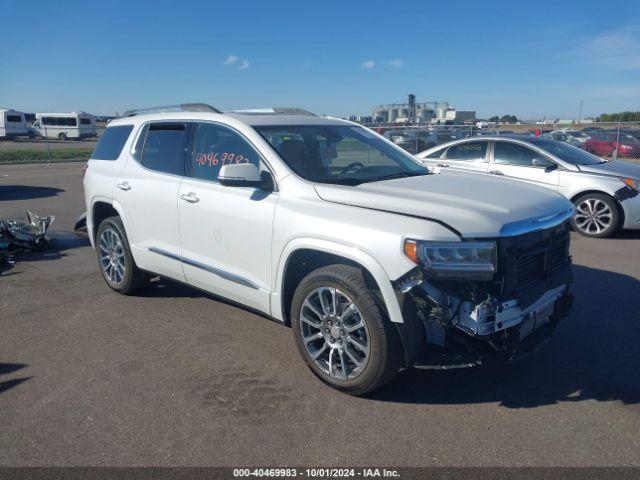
299,287,370,380
574,198,613,235
99,227,126,284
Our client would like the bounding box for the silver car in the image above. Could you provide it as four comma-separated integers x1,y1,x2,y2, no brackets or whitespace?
416,135,640,238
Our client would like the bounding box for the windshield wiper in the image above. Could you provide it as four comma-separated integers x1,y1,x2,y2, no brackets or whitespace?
366,171,429,183
317,178,365,186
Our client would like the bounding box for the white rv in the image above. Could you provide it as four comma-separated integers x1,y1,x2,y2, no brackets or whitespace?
0,109,30,140
33,112,97,140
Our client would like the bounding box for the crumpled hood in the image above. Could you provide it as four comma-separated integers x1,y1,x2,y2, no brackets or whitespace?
314,170,573,238
578,159,640,179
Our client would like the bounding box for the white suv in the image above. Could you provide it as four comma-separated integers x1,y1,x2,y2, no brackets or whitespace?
84,104,575,395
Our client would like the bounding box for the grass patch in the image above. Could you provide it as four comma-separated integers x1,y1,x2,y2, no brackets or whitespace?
0,148,93,164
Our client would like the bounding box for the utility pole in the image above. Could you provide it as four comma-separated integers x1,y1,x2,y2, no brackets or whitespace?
578,100,583,125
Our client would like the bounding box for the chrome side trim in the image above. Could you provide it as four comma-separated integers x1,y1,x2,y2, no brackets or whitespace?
148,247,260,290
148,247,181,261
499,207,575,237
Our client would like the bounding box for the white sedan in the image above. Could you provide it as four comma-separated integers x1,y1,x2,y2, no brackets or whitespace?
416,135,640,238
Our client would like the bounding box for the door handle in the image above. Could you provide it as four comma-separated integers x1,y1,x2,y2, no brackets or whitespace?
437,163,450,167
179,192,199,203
116,182,131,191
489,170,504,176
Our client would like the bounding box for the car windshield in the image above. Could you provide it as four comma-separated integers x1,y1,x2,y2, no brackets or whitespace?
529,139,606,165
255,125,430,185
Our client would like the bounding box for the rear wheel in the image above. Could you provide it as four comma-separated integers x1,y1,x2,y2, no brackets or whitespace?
58,133,67,141
291,264,402,395
571,193,620,238
96,216,144,294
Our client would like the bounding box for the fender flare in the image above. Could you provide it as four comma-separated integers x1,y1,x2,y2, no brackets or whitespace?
88,197,131,246
272,237,405,324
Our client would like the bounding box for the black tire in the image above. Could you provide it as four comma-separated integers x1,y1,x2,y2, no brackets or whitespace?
96,216,144,294
291,264,402,396
571,192,621,238
27,131,35,141
58,133,67,141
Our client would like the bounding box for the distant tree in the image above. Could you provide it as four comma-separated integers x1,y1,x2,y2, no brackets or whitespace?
500,114,518,123
597,111,640,122
488,116,500,122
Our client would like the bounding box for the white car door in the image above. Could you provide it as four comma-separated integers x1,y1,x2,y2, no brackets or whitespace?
420,140,490,174
177,122,277,313
488,140,560,191
113,121,190,282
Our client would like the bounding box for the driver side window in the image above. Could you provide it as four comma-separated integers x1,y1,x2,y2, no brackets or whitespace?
493,142,554,168
188,123,261,183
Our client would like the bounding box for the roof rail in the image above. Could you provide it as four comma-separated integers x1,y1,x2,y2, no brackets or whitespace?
121,103,222,117
228,107,315,116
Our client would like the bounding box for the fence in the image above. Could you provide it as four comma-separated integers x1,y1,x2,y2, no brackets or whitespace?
369,121,640,163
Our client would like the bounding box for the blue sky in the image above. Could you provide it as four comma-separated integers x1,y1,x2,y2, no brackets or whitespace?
1,0,639,119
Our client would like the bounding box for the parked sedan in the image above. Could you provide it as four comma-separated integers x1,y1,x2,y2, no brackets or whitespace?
584,132,640,158
543,131,584,149
559,129,591,143
416,136,640,238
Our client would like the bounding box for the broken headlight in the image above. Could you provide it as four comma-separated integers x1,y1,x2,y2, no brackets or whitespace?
404,239,496,281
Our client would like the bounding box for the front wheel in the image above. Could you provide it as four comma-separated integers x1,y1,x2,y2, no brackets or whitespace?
58,133,67,141
291,264,402,395
571,193,620,238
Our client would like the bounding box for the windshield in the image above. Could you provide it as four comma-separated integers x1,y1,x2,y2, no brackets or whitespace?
255,125,429,185
530,139,606,165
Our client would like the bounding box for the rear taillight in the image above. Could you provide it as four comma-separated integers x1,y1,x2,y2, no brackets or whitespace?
82,163,89,178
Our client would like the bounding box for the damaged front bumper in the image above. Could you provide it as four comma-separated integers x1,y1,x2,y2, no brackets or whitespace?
394,279,572,369
393,223,574,369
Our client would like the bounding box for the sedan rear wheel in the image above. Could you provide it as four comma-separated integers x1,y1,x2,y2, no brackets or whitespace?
571,193,620,238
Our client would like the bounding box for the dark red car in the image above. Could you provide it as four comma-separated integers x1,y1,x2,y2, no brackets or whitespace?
585,132,640,157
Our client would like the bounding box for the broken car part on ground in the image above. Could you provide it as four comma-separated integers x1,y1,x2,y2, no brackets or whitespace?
0,210,55,271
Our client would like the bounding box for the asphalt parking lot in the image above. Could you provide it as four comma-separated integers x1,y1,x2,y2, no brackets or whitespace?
1,162,639,467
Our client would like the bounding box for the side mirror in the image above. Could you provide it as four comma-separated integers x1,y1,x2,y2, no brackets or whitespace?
218,163,273,190
532,157,557,171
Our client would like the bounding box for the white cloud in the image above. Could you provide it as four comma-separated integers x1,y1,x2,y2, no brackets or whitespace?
579,26,640,70
223,55,250,70
223,55,239,66
362,60,375,69
388,59,404,67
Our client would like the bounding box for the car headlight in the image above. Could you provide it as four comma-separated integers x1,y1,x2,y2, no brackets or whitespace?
404,239,497,281
620,177,639,190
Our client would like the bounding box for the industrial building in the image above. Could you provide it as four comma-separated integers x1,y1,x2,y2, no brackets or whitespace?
372,94,475,124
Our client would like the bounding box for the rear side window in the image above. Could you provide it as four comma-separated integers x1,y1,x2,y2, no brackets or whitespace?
6,115,22,123
80,118,91,125
141,123,188,176
444,141,488,162
92,125,134,160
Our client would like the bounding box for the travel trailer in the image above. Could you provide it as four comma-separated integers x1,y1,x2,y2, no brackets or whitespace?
0,109,30,140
